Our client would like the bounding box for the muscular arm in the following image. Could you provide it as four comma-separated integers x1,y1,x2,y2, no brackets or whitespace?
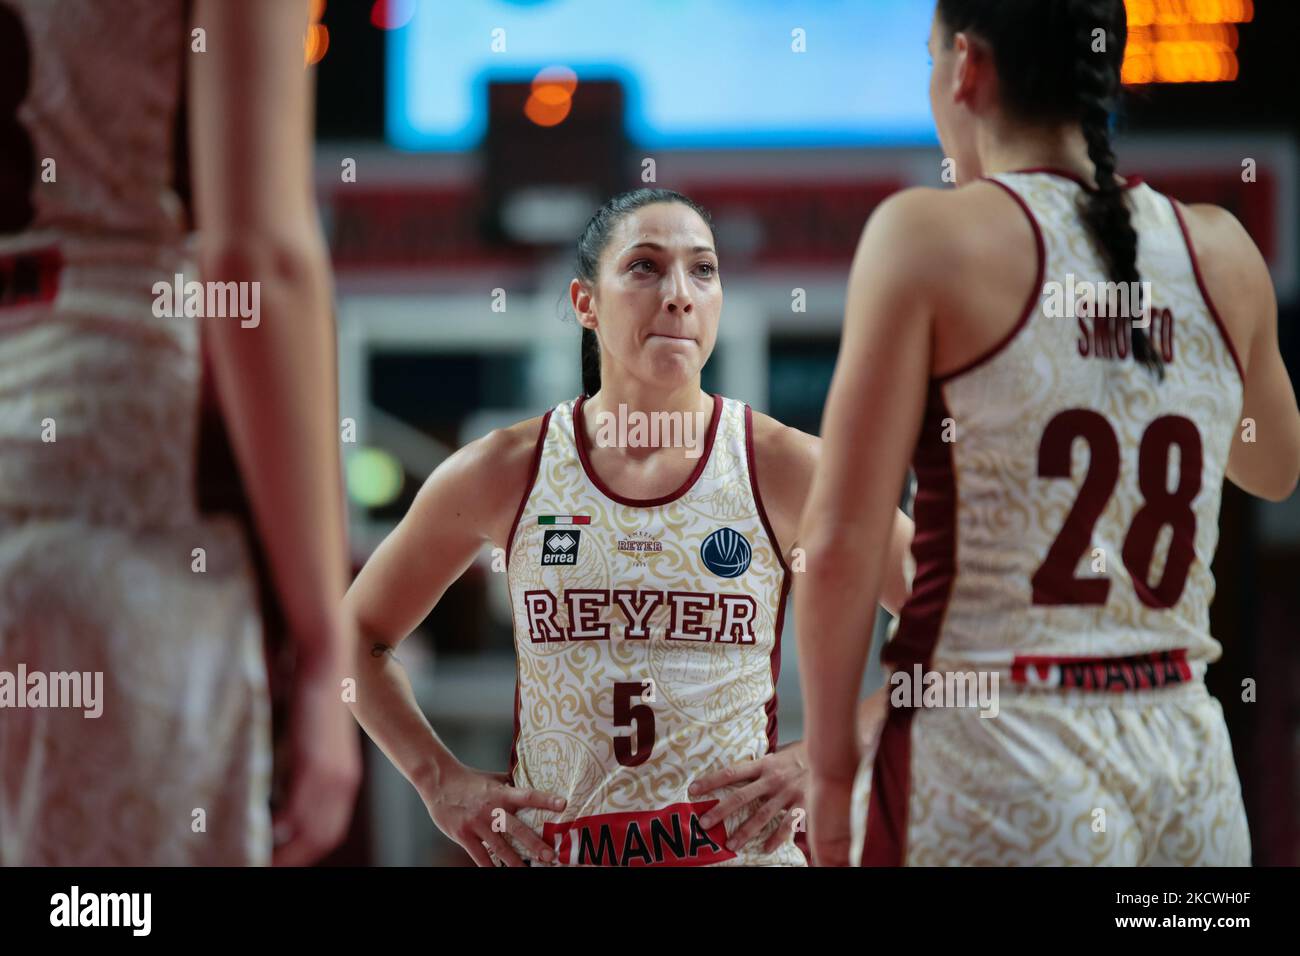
1182,203,1300,502
189,0,347,650
795,190,940,781
341,420,541,793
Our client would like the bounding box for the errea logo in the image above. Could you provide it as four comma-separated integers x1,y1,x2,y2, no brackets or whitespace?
542,529,581,565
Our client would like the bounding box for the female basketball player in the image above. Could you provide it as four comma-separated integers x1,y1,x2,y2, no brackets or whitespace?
344,188,910,866
797,0,1300,866
0,0,358,865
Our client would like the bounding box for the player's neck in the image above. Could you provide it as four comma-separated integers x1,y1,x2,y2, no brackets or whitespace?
584,381,711,423
581,381,714,463
977,121,1094,185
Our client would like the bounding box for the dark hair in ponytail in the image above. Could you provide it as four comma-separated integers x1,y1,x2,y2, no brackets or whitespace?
573,188,716,396
936,0,1163,378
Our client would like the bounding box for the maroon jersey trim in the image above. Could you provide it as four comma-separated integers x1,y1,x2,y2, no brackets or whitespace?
935,177,1047,384
1169,197,1246,382
745,403,789,755
572,392,723,507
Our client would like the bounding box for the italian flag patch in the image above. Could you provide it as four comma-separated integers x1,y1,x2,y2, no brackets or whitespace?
537,515,591,525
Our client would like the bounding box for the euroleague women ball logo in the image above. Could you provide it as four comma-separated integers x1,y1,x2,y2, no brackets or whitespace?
701,528,751,578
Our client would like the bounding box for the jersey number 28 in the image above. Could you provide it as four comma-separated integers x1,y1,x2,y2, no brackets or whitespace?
1032,410,1202,609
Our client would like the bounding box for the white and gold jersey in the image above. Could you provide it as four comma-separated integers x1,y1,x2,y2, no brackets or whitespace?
505,394,803,866
0,0,190,248
886,170,1245,690
0,0,271,865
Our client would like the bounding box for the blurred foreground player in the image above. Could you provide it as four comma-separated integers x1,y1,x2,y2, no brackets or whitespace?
0,0,357,864
797,0,1300,866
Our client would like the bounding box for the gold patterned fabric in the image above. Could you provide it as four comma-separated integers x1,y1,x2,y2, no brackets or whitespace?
0,0,271,865
505,396,803,866
853,683,1250,866
890,172,1244,676
857,172,1250,866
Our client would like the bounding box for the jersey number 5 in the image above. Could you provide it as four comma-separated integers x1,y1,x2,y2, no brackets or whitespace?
1032,410,1202,609
612,682,655,767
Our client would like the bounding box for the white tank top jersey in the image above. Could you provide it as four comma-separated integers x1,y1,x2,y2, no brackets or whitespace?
885,169,1245,693
505,394,804,866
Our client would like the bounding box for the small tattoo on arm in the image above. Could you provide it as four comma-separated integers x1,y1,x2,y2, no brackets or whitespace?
371,642,396,660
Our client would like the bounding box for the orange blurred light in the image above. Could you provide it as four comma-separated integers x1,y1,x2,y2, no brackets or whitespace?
533,82,573,108
1122,0,1249,83
1127,0,1253,27
524,91,573,127
370,0,416,30
1141,41,1236,82
305,0,328,66
1121,56,1155,85
305,24,329,65
523,66,578,128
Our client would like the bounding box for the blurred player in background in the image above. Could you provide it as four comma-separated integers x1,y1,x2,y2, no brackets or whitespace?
345,189,909,866
797,0,1300,866
0,0,357,865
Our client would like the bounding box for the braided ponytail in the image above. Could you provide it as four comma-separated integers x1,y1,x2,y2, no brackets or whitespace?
1070,0,1163,378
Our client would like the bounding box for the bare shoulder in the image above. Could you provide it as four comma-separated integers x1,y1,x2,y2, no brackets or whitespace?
1177,201,1271,280
853,183,1022,289
868,184,953,219
414,413,550,546
470,414,547,474
750,409,819,472
749,410,820,550
868,182,1015,234
858,186,960,260
1175,201,1275,368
